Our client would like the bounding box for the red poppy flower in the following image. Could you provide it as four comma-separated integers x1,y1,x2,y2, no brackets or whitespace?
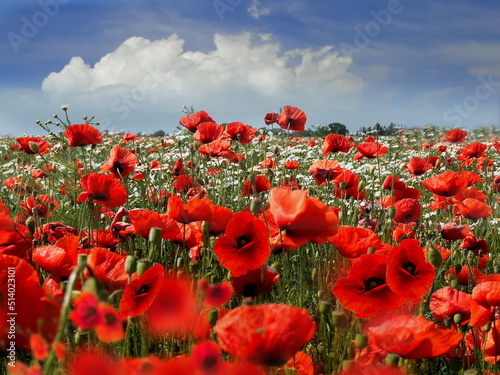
95,303,124,343
77,173,128,208
0,223,31,258
440,222,471,240
20,195,59,218
382,175,406,190
214,304,316,366
356,142,388,159
30,334,49,361
455,198,492,220
328,226,384,258
68,349,116,375
179,110,215,132
213,212,270,276
206,205,233,235
144,274,197,337
322,134,352,156
224,122,258,144
364,314,463,359
194,122,225,144
285,160,300,169
403,157,432,176
264,112,278,125
269,187,339,249
198,139,235,160
64,124,103,147
231,265,280,297
458,142,487,161
242,175,271,196
307,160,343,186
101,145,138,179
167,195,213,224
119,263,164,318
70,291,102,329
86,248,128,292
441,128,467,143
393,198,421,223
422,170,469,197
127,208,181,241
386,239,435,302
332,254,404,318
391,222,417,242
122,132,140,142
285,351,314,375
15,136,50,154
200,280,233,307
469,275,500,327
430,286,472,324
276,106,307,132
34,222,78,243
33,234,79,277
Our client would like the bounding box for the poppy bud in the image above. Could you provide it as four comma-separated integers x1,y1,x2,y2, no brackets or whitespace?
342,360,356,371
355,333,368,349
148,227,162,245
453,313,462,325
339,180,347,190
388,207,396,219
484,322,491,332
247,173,256,185
60,280,68,293
202,221,211,247
250,197,263,215
426,245,443,269
137,259,152,276
125,255,138,276
385,353,400,367
31,207,39,216
208,309,218,327
357,181,365,192
444,317,452,329
28,141,40,154
367,246,376,254
273,145,280,155
318,301,331,314
369,165,376,175
332,310,348,329
271,262,281,274
77,253,87,268
83,277,100,296
25,216,36,233
189,260,199,273
450,279,459,289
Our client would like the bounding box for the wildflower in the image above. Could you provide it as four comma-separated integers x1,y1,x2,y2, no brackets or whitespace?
15,136,50,154
77,173,128,208
194,122,225,144
69,292,102,330
393,198,422,223
214,304,316,366
441,128,467,143
231,265,280,297
322,134,352,156
276,106,307,132
179,110,215,132
100,145,138,179
64,124,103,147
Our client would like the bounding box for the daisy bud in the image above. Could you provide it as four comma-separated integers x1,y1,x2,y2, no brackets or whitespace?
137,259,152,276
83,116,88,121
426,245,443,269
318,300,331,315
208,309,218,327
331,310,348,329
61,105,69,110
28,141,40,154
355,333,368,349
125,255,137,276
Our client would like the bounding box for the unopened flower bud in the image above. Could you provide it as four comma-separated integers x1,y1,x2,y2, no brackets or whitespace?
318,301,331,315
208,309,218,327
137,259,152,276
367,246,376,254
25,216,37,233
331,310,348,329
125,255,138,276
250,197,263,215
355,333,368,349
453,313,462,325
247,173,256,185
385,353,400,367
148,227,162,245
426,245,443,269
450,279,460,289
28,141,40,154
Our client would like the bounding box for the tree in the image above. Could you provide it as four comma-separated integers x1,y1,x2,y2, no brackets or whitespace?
153,130,166,137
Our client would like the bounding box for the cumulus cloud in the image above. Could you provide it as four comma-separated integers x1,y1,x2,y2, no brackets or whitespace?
41,32,364,132
247,0,271,19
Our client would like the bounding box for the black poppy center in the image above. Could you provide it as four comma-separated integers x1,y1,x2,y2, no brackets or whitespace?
113,161,124,173
88,194,107,201
136,285,149,296
403,262,416,276
236,235,252,249
363,277,384,291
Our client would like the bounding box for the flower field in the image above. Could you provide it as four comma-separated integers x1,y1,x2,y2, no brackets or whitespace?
2,106,500,374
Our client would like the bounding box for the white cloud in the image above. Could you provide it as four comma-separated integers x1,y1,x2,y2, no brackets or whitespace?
40,32,364,131
247,0,271,19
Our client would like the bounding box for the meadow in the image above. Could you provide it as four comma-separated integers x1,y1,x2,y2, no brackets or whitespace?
1,106,500,374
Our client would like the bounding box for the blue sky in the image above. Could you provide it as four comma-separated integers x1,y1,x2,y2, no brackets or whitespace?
1,0,499,136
